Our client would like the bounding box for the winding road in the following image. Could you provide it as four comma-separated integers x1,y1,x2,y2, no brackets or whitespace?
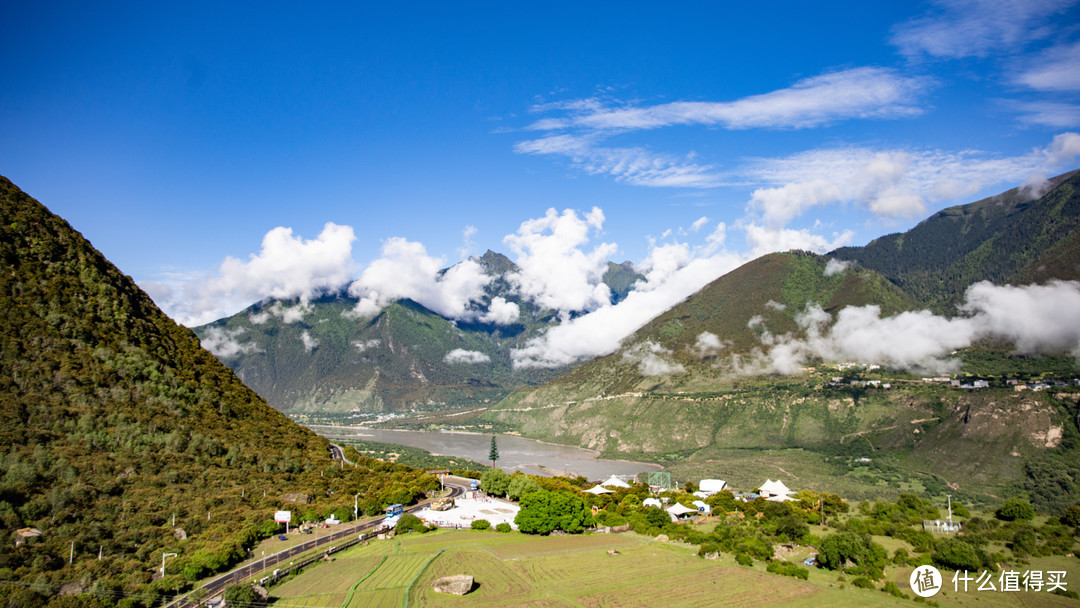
164,472,471,608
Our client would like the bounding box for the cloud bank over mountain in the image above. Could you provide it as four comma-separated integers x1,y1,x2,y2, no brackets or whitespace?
736,280,1080,376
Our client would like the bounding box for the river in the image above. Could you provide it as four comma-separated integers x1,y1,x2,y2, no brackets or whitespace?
308,426,662,480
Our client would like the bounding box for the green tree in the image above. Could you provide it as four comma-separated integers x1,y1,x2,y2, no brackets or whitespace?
515,489,591,534
224,584,261,608
1060,505,1080,528
817,531,887,578
489,436,500,468
996,497,1035,521
775,515,809,542
507,475,542,501
932,538,988,572
395,513,427,534
480,468,510,497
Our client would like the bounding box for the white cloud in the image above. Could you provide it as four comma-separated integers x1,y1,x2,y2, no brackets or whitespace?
511,239,746,368
960,280,1080,355
622,341,686,376
444,349,492,364
735,280,1080,375
352,338,380,353
527,68,924,132
145,222,356,327
249,301,311,325
479,296,521,325
891,0,1075,59
690,216,710,233
744,223,855,258
514,135,724,188
346,237,495,322
824,259,852,277
1013,102,1080,128
515,68,925,190
743,134,1080,225
692,331,726,358
458,225,478,260
503,207,617,315
1016,40,1080,92
199,327,261,358
300,330,319,353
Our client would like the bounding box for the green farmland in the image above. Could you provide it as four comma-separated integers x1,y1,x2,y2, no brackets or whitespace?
259,529,1079,608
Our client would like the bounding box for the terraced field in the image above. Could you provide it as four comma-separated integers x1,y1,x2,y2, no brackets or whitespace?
266,529,1075,608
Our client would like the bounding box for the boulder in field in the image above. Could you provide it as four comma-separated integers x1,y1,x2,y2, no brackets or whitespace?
432,574,474,595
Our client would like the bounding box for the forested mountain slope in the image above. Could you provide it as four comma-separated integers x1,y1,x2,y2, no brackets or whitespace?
830,170,1080,312
0,176,437,606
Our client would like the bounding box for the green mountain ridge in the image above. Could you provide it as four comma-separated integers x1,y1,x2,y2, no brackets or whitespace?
830,169,1080,311
480,177,1080,509
194,251,644,416
0,176,438,605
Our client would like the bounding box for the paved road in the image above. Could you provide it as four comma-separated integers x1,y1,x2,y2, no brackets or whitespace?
165,475,471,608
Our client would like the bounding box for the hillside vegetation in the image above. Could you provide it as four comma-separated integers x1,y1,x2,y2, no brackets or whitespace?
0,177,438,607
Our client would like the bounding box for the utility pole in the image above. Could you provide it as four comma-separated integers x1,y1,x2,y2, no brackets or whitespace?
947,494,953,524
161,553,177,577
69,541,74,564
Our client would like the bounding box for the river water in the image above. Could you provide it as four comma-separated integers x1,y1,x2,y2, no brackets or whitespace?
308,426,662,480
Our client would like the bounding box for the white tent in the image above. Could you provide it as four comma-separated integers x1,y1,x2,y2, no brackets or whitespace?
584,485,614,495
758,479,794,500
699,479,727,494
601,475,632,488
692,500,711,514
666,503,698,520
642,498,663,508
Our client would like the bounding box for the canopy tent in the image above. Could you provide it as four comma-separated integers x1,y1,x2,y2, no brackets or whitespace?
692,500,711,514
698,479,727,494
666,503,699,520
642,498,663,508
601,475,632,488
584,485,614,495
758,479,796,502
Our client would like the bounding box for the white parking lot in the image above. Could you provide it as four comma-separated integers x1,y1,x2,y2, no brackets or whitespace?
414,493,520,530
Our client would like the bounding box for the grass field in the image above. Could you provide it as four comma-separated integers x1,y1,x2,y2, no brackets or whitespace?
264,529,1079,608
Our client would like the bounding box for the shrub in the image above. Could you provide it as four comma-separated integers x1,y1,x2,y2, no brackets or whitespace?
995,497,1035,522
735,553,753,566
932,538,987,572
851,576,875,589
882,581,906,598
395,513,427,535
892,547,910,566
766,560,809,580
495,522,511,533
471,519,491,531
698,541,720,557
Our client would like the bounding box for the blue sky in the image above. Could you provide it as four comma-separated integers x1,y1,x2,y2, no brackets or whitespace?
3,1,1080,331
